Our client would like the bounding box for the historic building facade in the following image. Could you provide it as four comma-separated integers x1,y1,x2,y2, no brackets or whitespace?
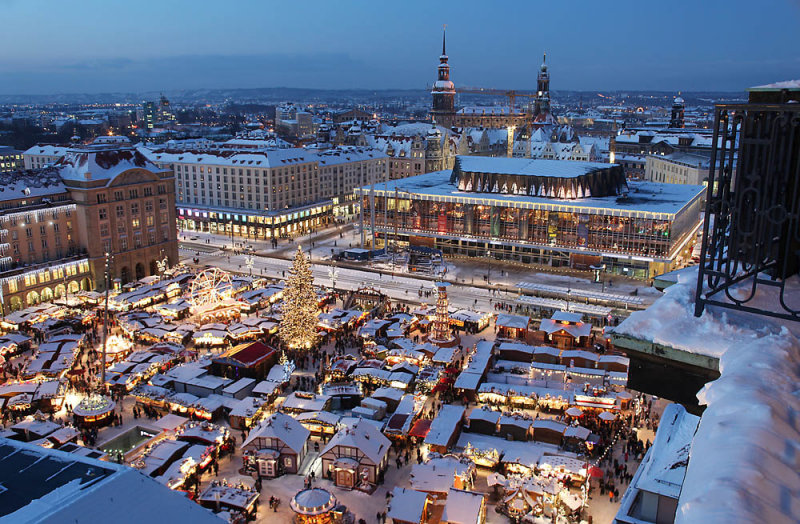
429,29,553,132
163,146,387,238
0,144,179,312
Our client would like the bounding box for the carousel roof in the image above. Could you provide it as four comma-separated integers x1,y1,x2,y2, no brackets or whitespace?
290,488,337,515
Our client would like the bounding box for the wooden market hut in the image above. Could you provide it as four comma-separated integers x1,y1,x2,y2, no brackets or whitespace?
211,341,277,381
241,412,310,477
498,415,532,442
495,314,531,341
532,346,562,365
531,419,567,446
320,420,390,489
387,487,433,524
537,312,592,350
465,409,500,436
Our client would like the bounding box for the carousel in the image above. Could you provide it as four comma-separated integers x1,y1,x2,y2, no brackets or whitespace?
72,393,116,427
290,488,340,524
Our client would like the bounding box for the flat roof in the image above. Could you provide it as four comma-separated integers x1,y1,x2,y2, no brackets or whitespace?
457,156,611,178
356,171,705,219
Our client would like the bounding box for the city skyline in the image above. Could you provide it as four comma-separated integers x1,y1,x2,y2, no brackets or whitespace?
1,0,798,95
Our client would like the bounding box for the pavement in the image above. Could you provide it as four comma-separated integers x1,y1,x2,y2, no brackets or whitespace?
178,226,662,318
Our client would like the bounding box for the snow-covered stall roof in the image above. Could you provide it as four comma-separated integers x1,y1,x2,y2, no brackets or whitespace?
442,488,485,524
410,455,475,494
387,487,429,523
241,411,309,454
424,405,465,448
495,314,530,330
321,420,390,465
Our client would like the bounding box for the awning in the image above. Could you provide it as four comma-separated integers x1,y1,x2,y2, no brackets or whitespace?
409,419,432,439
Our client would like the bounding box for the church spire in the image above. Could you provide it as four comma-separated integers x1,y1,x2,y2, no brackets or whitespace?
442,24,447,56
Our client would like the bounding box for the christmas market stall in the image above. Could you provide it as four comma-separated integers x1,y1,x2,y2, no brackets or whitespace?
295,410,342,438
387,487,432,524
241,412,310,477
198,480,260,520
465,408,500,436
495,314,531,341
531,419,567,446
409,454,476,497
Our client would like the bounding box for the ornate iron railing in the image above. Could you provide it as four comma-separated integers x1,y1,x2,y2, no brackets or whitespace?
695,104,800,321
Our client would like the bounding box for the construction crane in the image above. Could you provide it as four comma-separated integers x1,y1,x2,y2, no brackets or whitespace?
455,87,539,115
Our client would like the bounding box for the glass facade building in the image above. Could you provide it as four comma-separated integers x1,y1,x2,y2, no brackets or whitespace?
356,158,705,279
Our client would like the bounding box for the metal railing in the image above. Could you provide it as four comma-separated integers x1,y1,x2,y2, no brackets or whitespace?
695,104,800,321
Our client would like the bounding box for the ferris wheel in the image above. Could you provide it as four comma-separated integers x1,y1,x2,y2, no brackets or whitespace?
189,268,233,307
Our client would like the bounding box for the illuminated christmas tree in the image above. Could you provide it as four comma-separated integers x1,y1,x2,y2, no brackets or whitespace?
279,246,320,350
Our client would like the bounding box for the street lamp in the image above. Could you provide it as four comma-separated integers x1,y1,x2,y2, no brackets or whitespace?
245,255,255,277
486,249,492,285
328,266,339,294
101,252,113,390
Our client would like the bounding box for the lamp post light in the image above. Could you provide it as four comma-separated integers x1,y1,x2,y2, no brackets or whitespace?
101,252,113,390
486,249,492,285
327,266,339,294
245,255,255,277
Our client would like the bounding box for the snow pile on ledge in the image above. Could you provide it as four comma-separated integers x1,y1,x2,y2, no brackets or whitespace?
613,267,789,358
676,329,800,523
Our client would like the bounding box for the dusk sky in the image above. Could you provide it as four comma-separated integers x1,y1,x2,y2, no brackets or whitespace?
1,0,798,95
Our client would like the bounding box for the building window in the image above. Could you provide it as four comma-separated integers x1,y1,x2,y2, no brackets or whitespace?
131,203,139,215
146,215,154,227
99,208,108,220
134,233,142,248
129,189,139,199
25,228,32,238
132,218,140,229
120,237,128,250
96,193,107,203
100,223,109,237
114,191,124,201
116,205,124,218
144,187,153,197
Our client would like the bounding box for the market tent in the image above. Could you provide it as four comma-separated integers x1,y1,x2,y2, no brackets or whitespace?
565,407,583,417
598,411,616,421
409,419,432,439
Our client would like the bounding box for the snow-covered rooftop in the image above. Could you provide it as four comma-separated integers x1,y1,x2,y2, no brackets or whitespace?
358,170,705,218
0,437,223,523
458,156,610,178
424,405,465,448
241,411,309,454
614,266,800,524
320,419,390,465
57,146,166,184
387,487,429,523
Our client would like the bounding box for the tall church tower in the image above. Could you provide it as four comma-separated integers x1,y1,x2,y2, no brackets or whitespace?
670,94,685,128
430,27,456,129
532,53,556,133
534,53,551,117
